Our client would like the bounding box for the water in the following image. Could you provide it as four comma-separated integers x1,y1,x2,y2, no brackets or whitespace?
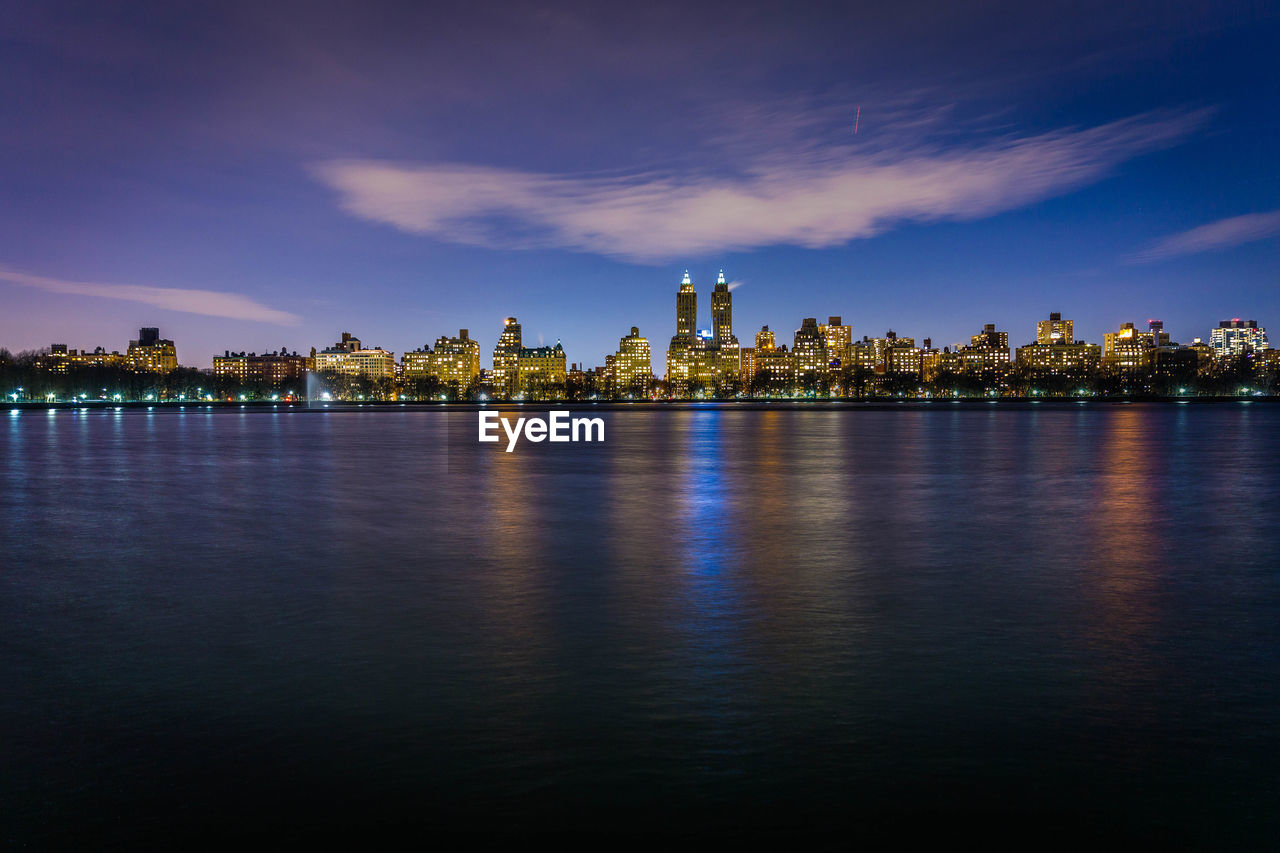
3,404,1278,845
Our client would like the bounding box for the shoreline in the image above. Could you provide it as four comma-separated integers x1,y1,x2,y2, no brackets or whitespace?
4,395,1277,412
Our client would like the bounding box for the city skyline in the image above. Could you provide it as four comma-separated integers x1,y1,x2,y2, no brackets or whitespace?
3,268,1271,375
2,2,1279,369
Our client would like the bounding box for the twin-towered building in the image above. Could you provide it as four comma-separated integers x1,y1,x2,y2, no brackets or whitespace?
665,270,740,392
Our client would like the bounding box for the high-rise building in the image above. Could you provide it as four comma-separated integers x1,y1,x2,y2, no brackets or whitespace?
939,323,1011,378
710,271,740,379
432,329,482,387
793,318,828,377
611,326,652,396
405,329,482,389
666,271,738,393
711,271,733,343
489,318,568,397
971,323,1009,350
1146,319,1172,348
755,344,795,387
127,327,178,373
676,271,697,338
819,316,852,356
1210,319,1269,357
1103,322,1154,373
492,318,523,396
1036,312,1074,345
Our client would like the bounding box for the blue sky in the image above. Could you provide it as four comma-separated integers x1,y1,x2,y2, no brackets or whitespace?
1,0,1278,368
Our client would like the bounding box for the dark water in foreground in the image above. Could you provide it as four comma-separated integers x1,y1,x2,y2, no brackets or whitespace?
3,404,1279,846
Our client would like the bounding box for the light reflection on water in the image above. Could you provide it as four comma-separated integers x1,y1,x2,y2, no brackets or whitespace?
2,404,1278,844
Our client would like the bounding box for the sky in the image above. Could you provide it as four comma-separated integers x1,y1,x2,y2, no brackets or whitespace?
1,0,1278,369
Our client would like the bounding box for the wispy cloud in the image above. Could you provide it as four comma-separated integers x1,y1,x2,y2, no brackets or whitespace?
1129,209,1280,263
0,268,301,325
314,110,1206,263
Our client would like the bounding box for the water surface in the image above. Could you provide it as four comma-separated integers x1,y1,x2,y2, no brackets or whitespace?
3,404,1278,845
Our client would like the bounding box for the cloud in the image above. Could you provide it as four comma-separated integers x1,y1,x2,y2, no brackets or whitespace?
0,268,301,325
1129,209,1280,263
313,110,1206,263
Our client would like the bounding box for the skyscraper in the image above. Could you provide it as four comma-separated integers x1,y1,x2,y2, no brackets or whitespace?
666,270,740,394
676,271,697,338
611,326,652,396
711,270,733,344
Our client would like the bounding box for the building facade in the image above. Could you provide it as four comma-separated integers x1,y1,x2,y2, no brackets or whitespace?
213,350,311,385
666,271,739,393
1210,319,1269,357
610,327,652,396
313,332,395,379
126,328,178,373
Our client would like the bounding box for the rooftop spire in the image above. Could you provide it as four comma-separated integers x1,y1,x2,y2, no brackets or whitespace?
681,270,691,286
717,270,726,285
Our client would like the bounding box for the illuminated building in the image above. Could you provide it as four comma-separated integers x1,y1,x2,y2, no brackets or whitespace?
793,318,828,378
710,271,740,379
1017,312,1101,376
883,341,923,376
1016,340,1101,374
489,317,568,397
676,271,696,337
611,327,652,396
127,328,178,373
492,318,523,396
743,325,786,388
666,270,739,393
432,329,482,387
1186,339,1214,373
1036,312,1074,345
1256,348,1280,380
971,323,1009,350
739,347,756,385
711,271,735,343
1146,319,1172,347
867,331,915,364
755,344,795,387
213,350,310,384
1103,323,1154,373
1210,319,1269,357
945,323,1012,377
516,343,567,396
313,332,395,379
843,340,878,371
403,329,481,388
819,316,852,360
39,344,127,373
